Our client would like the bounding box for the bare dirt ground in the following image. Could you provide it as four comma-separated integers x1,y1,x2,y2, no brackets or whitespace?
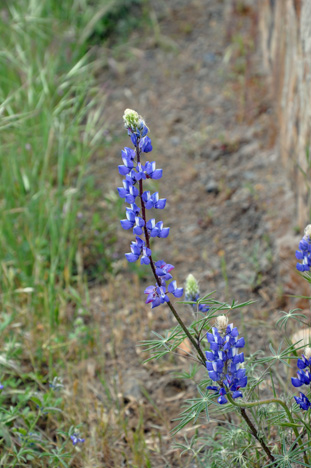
81,1,307,466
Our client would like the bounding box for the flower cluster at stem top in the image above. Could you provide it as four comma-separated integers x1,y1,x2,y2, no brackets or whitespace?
205,316,247,404
118,109,183,308
296,224,311,272
291,346,311,410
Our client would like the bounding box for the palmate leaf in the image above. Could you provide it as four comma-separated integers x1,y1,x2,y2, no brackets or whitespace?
198,297,256,310
139,327,196,363
266,434,311,468
254,341,300,366
177,364,199,380
276,308,309,331
138,331,171,361
171,389,214,435
172,434,202,457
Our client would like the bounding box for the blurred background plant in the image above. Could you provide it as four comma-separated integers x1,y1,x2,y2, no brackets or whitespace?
0,0,149,465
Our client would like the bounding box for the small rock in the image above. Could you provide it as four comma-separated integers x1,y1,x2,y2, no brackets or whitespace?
203,52,217,64
244,171,256,181
231,187,251,205
121,369,149,402
209,148,223,160
237,141,259,159
169,136,180,146
206,180,219,194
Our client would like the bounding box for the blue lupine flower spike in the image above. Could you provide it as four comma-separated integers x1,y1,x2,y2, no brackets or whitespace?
296,224,311,272
206,316,247,404
119,109,183,308
292,346,311,410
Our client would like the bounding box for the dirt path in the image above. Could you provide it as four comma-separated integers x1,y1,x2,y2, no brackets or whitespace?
86,1,300,466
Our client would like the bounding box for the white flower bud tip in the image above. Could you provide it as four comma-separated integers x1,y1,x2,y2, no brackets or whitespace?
123,109,147,132
304,225,311,238
215,315,228,333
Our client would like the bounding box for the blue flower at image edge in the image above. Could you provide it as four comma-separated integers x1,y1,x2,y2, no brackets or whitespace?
296,227,311,272
292,352,311,410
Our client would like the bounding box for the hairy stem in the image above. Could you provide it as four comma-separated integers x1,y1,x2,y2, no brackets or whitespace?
239,407,277,466
135,142,206,365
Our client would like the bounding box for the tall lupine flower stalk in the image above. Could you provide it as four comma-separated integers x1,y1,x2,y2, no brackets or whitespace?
118,109,206,364
118,111,311,467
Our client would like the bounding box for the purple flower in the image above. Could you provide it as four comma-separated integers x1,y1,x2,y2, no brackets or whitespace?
144,284,170,308
146,219,170,238
294,392,311,411
141,244,152,265
130,131,138,146
292,369,311,387
167,280,184,297
70,433,85,446
144,161,162,179
144,277,184,309
205,322,247,404
125,237,145,262
155,260,174,280
218,395,227,404
118,179,139,204
125,237,152,264
144,262,183,308
131,161,163,181
139,136,152,153
296,230,311,272
291,355,311,387
142,191,166,210
120,207,139,230
120,212,145,236
118,147,135,175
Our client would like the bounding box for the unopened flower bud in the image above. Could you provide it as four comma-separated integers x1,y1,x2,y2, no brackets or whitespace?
214,315,228,333
123,109,147,133
185,274,200,301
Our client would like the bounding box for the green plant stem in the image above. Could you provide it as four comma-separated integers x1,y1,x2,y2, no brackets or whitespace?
166,301,206,365
239,407,277,466
135,141,206,366
226,394,309,465
292,427,307,455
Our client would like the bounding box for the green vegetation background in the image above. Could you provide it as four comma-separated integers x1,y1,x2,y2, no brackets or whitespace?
0,1,150,466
